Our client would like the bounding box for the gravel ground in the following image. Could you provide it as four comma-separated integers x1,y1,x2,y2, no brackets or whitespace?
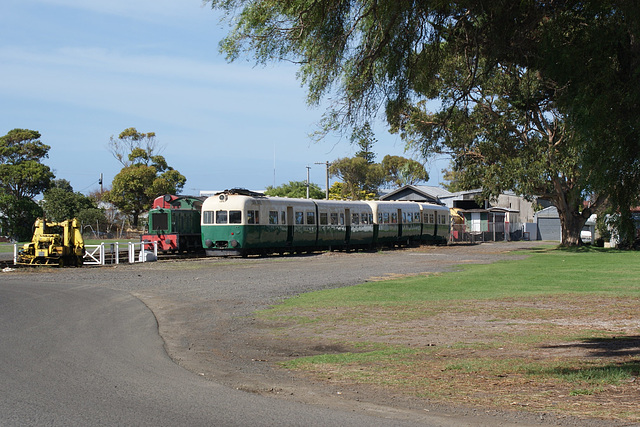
2,242,626,426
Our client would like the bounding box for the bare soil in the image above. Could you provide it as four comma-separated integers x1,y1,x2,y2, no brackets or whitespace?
4,242,637,426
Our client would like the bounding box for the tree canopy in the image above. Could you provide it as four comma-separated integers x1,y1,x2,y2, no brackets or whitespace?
105,128,186,226
209,0,640,246
0,128,54,199
42,179,105,228
264,180,325,199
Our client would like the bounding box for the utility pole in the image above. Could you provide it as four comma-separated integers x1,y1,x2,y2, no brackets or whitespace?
306,166,311,199
99,173,103,194
315,161,330,199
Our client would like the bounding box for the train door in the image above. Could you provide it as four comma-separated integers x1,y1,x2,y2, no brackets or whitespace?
344,208,351,244
286,206,294,246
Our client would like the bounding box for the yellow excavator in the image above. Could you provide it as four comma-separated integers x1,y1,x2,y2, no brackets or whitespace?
17,218,85,266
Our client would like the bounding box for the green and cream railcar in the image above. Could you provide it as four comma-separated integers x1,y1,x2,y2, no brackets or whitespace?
201,191,376,256
418,202,451,244
201,192,314,256
365,201,423,245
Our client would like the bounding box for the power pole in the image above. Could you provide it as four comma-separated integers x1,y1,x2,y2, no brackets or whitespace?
315,161,330,199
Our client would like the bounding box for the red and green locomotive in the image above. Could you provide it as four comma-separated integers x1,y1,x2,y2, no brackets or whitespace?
141,194,205,253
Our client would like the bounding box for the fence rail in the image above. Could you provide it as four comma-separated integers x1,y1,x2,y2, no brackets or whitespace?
13,241,158,266
451,222,524,243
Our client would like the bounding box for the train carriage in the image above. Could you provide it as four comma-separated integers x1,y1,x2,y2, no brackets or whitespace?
201,189,451,257
365,201,422,246
201,190,320,256
418,202,451,244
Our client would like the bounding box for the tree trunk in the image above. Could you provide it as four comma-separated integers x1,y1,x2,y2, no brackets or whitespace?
556,207,587,246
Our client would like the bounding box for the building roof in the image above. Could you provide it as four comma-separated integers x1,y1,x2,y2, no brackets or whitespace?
380,185,452,202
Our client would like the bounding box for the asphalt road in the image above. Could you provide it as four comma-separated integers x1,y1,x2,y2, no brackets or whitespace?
0,280,466,427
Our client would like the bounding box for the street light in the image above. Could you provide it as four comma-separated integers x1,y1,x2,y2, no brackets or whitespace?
315,161,330,199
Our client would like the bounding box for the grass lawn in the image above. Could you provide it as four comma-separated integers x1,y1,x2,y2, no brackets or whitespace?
261,246,640,421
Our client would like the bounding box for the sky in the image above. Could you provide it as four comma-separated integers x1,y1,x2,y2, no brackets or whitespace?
1,0,450,196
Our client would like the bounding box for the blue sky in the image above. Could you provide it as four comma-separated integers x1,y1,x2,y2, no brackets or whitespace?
1,0,449,196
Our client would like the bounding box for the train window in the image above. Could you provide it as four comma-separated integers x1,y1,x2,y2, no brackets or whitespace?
369,214,373,224
391,212,398,224
203,211,214,224
269,211,278,224
351,213,360,225
306,211,315,225
247,210,259,224
295,212,304,225
383,212,389,224
339,213,345,226
360,212,369,224
423,213,428,223
319,212,328,225
330,212,338,225
152,212,168,230
281,211,286,225
229,210,242,224
216,210,228,224
378,213,383,224
402,212,407,223
429,213,435,224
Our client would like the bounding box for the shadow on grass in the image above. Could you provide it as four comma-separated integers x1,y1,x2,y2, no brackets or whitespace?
541,336,640,357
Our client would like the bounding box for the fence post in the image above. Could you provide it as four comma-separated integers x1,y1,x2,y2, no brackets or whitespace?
13,244,17,266
100,242,105,265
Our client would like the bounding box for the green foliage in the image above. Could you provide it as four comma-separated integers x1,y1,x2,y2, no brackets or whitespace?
328,181,377,201
105,128,186,226
329,157,385,200
41,179,105,227
0,128,54,199
264,180,325,199
0,193,43,241
380,155,428,188
351,122,377,164
209,0,638,247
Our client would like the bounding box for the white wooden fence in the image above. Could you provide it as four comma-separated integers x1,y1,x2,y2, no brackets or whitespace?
14,241,158,266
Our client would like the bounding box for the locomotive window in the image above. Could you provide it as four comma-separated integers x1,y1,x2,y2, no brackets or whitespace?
306,211,315,225
216,210,228,224
151,212,168,230
269,211,278,224
295,212,304,225
330,212,338,225
351,213,359,225
203,211,214,224
229,210,242,224
247,210,259,224
319,212,328,225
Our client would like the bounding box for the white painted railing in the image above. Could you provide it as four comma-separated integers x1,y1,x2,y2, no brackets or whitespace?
13,241,158,266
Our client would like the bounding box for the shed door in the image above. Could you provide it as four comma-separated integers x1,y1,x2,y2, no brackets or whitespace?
537,218,561,241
